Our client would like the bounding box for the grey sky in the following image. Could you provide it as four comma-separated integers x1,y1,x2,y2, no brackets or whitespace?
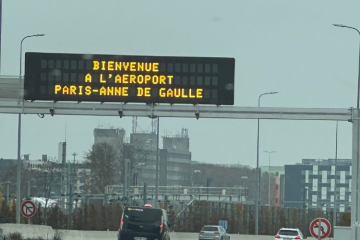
0,0,359,167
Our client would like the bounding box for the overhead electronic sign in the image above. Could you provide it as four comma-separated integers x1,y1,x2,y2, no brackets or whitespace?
24,52,235,105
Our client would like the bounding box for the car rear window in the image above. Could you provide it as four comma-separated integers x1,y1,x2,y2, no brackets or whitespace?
124,207,162,224
202,227,219,231
278,230,298,236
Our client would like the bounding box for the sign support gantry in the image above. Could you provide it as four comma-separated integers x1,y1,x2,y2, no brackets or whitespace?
0,100,352,121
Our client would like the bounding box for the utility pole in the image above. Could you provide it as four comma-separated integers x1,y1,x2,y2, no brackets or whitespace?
155,116,160,207
60,142,67,211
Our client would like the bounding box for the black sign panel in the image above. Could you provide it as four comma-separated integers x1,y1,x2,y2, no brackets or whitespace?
25,52,235,105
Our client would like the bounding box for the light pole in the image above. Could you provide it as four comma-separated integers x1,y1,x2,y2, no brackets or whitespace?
255,91,278,235
333,24,360,109
333,24,360,239
333,121,338,227
264,151,275,206
16,34,45,223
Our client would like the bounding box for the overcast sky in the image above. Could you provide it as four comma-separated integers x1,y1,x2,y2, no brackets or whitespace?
0,0,359,167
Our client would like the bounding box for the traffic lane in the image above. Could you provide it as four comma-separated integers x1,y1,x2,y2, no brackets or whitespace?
170,232,275,240
169,232,322,240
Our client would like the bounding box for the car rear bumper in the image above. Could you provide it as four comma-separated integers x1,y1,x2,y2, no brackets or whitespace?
119,231,163,240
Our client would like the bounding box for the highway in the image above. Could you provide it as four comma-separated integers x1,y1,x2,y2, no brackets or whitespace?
0,224,328,240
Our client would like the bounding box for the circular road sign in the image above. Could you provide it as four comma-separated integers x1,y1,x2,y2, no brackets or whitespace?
309,218,331,239
21,200,36,218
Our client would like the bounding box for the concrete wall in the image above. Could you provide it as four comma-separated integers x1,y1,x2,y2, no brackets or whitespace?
334,226,351,240
0,225,326,240
0,224,54,239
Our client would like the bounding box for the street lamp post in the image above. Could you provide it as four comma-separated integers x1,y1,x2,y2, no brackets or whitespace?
255,91,278,235
333,24,360,109
16,34,45,223
333,24,360,239
264,151,276,206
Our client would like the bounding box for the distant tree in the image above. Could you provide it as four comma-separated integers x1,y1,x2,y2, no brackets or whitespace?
73,207,83,230
85,143,118,193
31,158,61,224
83,204,89,230
88,204,97,230
339,212,351,226
32,203,42,225
99,205,107,230
114,138,150,186
106,204,122,231
85,138,150,193
48,205,60,229
8,200,16,223
0,200,9,223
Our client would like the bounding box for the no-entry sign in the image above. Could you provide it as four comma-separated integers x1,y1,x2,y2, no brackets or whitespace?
21,200,36,218
309,218,331,239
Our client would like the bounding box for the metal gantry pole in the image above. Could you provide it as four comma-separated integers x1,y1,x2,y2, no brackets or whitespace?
268,154,271,206
155,116,160,207
0,0,2,74
352,109,360,240
333,121,338,228
16,112,21,223
255,116,260,235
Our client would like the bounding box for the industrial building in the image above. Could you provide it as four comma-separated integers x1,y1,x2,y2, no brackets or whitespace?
283,158,352,213
93,127,192,187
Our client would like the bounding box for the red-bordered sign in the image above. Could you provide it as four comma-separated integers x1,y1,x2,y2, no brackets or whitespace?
309,218,331,239
21,200,36,218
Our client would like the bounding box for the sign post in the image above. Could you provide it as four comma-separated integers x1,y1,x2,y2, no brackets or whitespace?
21,200,36,218
219,220,228,230
309,218,331,239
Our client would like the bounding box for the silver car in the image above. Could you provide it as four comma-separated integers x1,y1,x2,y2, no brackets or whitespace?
199,225,230,240
275,228,305,239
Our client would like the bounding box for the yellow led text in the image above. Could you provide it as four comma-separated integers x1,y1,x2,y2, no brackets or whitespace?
114,74,173,84
159,88,203,98
54,85,128,96
137,87,151,97
93,61,159,72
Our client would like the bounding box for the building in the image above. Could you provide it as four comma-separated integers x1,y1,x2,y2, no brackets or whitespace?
91,127,192,187
133,129,192,187
260,166,284,176
94,128,125,145
283,158,351,213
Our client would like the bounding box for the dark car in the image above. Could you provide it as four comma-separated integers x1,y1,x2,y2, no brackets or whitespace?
118,206,171,240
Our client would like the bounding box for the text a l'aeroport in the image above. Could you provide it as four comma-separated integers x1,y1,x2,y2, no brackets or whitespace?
53,73,204,98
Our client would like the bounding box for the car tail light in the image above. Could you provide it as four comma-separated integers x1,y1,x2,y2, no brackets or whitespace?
295,236,301,239
275,235,281,238
160,224,164,234
214,232,220,235
200,231,204,234
120,220,124,231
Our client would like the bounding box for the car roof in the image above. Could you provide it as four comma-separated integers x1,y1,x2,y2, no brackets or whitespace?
203,225,220,227
279,228,299,231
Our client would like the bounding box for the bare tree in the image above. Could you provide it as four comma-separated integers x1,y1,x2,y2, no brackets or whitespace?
30,158,62,224
85,142,118,193
114,138,150,185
